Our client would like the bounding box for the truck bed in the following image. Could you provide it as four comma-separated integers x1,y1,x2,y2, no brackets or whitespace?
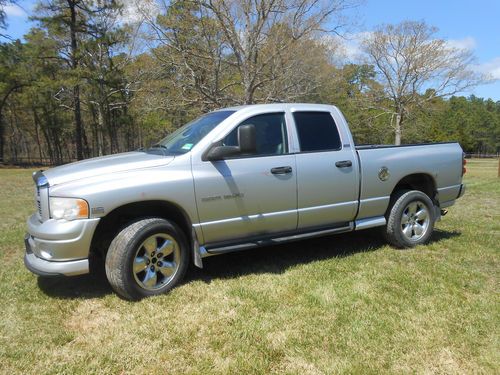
354,142,464,220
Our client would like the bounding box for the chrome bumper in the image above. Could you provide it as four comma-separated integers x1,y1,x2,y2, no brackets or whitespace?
24,234,89,276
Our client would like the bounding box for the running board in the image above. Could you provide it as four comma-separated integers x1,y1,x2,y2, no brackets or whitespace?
354,216,386,230
203,224,354,256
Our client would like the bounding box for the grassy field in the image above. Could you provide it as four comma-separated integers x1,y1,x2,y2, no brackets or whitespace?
0,159,498,374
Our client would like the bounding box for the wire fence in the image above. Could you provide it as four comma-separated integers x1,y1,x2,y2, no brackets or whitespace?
464,153,500,158
0,157,77,168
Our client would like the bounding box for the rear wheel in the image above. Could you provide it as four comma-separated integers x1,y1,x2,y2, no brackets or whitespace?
105,218,189,300
384,190,435,248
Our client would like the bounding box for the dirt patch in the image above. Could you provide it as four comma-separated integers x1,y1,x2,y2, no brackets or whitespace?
65,300,121,334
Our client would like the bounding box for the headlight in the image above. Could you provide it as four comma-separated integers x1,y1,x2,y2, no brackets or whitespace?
49,197,89,220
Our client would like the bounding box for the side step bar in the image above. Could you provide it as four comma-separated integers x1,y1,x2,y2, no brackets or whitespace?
354,216,386,230
194,215,387,267
204,224,354,255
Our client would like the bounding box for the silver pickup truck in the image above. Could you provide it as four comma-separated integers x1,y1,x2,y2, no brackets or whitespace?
25,104,466,300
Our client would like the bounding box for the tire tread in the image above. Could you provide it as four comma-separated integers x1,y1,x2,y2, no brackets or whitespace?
384,190,435,248
105,218,188,300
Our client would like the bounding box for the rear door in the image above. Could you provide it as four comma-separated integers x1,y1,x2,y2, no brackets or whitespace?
292,110,359,229
192,112,297,244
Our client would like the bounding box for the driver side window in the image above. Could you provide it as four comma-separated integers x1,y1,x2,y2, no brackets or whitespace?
224,112,288,156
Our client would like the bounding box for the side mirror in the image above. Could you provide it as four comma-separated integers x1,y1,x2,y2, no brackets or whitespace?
205,145,240,161
204,124,257,161
238,124,256,154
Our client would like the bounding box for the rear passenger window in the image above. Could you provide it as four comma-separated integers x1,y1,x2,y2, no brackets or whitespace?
293,112,341,152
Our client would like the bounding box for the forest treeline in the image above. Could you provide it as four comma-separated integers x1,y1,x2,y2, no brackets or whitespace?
0,0,498,165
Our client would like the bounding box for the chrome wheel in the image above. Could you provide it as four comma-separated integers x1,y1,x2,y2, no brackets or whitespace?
132,233,180,291
401,201,430,241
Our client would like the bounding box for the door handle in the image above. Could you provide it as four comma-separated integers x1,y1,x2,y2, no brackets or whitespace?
271,166,293,174
335,160,352,168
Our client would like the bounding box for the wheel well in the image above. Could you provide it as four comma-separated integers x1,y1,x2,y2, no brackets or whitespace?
90,201,193,259
390,173,437,202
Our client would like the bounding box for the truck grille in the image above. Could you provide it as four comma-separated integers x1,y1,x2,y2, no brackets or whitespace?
37,198,42,218
33,171,49,221
35,186,42,220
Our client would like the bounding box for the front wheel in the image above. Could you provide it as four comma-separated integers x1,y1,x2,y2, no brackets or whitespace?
384,190,435,248
105,218,189,300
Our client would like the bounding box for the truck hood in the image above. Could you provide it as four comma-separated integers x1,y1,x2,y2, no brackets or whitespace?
43,151,175,186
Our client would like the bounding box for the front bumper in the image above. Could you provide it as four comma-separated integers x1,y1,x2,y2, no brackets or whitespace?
24,214,100,276
24,235,89,276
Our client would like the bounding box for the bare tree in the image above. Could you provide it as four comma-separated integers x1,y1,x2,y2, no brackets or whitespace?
151,0,234,110
147,0,357,107
362,21,485,145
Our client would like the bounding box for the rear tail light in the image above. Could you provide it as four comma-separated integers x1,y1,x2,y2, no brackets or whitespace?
462,153,467,175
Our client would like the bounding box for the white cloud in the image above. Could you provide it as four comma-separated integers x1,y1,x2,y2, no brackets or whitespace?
475,57,500,80
119,0,159,24
2,3,26,17
322,32,372,62
340,37,361,61
333,33,479,63
342,32,373,61
445,36,476,51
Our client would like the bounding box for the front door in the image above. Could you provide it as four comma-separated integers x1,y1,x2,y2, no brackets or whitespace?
192,112,297,244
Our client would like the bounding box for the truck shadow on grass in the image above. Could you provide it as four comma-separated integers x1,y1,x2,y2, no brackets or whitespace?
37,228,460,299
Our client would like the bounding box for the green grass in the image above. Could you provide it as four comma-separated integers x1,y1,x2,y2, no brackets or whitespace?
0,159,499,374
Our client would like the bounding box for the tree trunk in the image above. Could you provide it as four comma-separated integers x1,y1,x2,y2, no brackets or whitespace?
8,109,16,163
73,86,85,159
68,0,85,160
243,68,255,104
244,87,254,104
0,112,4,163
33,108,44,163
97,104,104,156
0,85,21,163
394,112,402,145
40,119,54,164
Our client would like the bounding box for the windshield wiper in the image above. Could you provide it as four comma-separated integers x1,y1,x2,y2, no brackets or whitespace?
151,144,168,149
143,144,171,155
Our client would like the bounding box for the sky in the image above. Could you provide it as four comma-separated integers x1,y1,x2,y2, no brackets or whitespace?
2,0,499,100
342,0,500,100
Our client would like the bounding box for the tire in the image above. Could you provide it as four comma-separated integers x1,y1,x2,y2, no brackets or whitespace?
105,218,189,300
384,190,435,248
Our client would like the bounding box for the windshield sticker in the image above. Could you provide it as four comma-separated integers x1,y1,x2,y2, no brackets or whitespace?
181,143,194,150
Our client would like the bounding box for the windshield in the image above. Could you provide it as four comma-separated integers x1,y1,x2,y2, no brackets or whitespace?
150,110,235,155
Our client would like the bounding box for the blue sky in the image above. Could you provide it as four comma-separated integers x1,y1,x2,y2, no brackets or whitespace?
2,0,499,100
344,0,500,100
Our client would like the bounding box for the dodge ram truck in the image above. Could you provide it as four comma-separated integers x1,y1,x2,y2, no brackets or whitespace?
25,103,466,300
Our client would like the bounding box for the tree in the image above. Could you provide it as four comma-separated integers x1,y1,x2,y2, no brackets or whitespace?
34,0,87,159
2,3,499,166
34,0,122,160
149,0,357,107
361,21,485,145
79,2,137,156
151,0,231,110
24,28,74,164
0,41,26,161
